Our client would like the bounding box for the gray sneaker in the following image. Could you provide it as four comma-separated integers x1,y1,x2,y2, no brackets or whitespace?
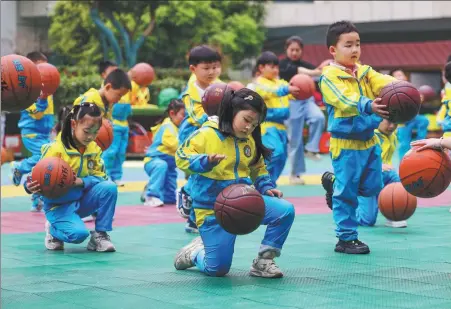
87,231,116,252
174,236,203,270
249,257,283,278
45,221,64,250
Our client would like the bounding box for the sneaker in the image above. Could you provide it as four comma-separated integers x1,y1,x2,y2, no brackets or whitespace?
185,219,199,234
249,257,283,278
30,195,43,212
87,231,116,252
144,197,164,207
44,221,64,250
321,171,335,210
289,175,305,185
305,151,321,161
10,161,22,186
335,239,370,254
385,220,407,228
140,184,148,203
174,236,203,270
176,187,193,219
113,180,125,187
81,215,96,222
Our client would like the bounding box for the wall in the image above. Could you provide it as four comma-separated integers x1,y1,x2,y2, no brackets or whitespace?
1,1,17,56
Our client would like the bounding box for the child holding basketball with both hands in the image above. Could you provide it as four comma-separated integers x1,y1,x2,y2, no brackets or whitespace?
174,88,295,278
25,103,117,252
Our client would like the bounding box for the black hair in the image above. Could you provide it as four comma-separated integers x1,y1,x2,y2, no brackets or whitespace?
103,68,131,90
26,51,47,63
61,103,102,150
55,105,73,133
444,62,451,84
388,68,404,76
98,60,118,75
218,88,271,164
256,51,279,67
447,54,451,63
155,99,185,126
285,36,304,50
188,45,222,66
326,20,359,48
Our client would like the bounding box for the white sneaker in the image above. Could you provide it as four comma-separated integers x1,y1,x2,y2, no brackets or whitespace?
449,207,451,213
87,231,116,252
249,257,283,278
45,221,64,250
305,151,321,161
114,180,125,187
82,215,96,222
289,175,305,185
174,236,203,270
385,220,407,228
144,197,164,207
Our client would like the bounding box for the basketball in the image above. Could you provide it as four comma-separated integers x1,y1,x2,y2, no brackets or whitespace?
1,148,14,165
1,54,42,112
379,80,421,123
37,63,61,95
214,184,266,235
31,157,75,199
418,85,436,102
130,63,155,86
289,74,315,100
95,119,113,151
227,81,245,91
399,148,451,198
378,182,417,221
202,82,229,116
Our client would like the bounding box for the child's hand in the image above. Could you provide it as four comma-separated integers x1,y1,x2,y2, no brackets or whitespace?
208,154,226,164
26,178,41,194
73,177,84,187
289,86,301,97
371,98,389,119
265,189,283,198
297,67,310,75
410,138,442,151
39,83,50,99
382,164,393,171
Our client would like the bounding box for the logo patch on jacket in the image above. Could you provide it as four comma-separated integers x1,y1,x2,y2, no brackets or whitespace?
87,159,95,170
244,145,252,158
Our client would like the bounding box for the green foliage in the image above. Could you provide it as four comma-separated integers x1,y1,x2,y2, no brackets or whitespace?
148,77,187,103
53,74,103,108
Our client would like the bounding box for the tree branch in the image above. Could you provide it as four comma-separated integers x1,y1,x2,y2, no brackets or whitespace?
90,8,122,65
142,6,156,37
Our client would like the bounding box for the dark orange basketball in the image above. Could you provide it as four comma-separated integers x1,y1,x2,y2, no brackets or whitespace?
95,119,113,151
378,182,417,221
37,63,60,95
1,54,42,112
130,63,155,86
32,157,75,199
227,81,245,91
379,80,421,123
289,74,315,100
214,184,266,235
418,85,436,102
400,148,451,198
202,82,229,116
1,147,14,165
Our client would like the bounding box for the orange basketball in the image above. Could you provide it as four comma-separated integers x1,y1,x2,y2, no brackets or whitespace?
1,54,42,112
1,147,14,165
32,157,75,199
95,119,113,151
130,63,155,86
378,182,417,221
227,81,245,91
37,63,60,95
289,74,315,100
399,148,451,198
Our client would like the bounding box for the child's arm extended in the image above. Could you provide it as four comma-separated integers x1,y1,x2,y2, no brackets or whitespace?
24,97,49,120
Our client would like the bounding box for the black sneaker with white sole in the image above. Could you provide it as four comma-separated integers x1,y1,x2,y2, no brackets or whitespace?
321,171,335,210
335,239,370,254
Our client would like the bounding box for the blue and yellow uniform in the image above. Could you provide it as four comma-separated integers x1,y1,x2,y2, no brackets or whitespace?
319,63,396,241
143,117,179,204
175,122,295,276
356,129,400,226
253,76,290,182
437,82,451,138
29,134,117,244
178,81,207,144
73,88,109,119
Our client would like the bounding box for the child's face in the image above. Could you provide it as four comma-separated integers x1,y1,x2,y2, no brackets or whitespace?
170,108,185,127
232,109,260,139
329,31,361,67
392,70,407,81
259,64,279,80
286,42,303,61
101,66,118,80
103,83,129,104
71,115,102,146
190,62,217,87
378,119,397,136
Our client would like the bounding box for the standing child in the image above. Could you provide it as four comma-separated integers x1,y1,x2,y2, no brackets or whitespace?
318,21,396,254
436,62,451,139
253,51,300,183
174,88,295,278
142,99,185,207
10,51,54,212
25,103,117,252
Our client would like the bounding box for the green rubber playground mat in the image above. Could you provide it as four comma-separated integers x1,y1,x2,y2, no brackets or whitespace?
2,206,451,309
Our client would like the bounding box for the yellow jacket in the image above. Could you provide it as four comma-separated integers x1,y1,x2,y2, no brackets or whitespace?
181,81,208,127
144,117,179,165
176,121,275,210
375,129,397,165
73,88,109,119
18,95,55,135
437,82,451,132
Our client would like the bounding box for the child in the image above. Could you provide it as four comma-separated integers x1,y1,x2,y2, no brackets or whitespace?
174,88,295,278
390,68,429,159
185,51,222,91
10,51,54,212
318,21,396,254
98,60,118,80
322,119,408,228
142,99,185,207
253,51,300,183
246,66,260,91
25,103,117,252
436,62,451,139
